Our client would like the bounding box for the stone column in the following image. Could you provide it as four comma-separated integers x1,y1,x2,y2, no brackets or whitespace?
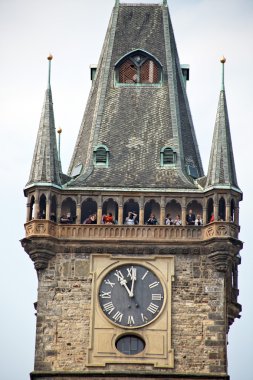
234,206,239,225
57,201,61,223
97,195,103,224
226,199,231,222
26,202,31,222
46,195,51,220
35,190,40,219
139,208,144,225
202,207,207,225
76,203,81,224
181,197,186,226
160,196,165,225
214,194,218,221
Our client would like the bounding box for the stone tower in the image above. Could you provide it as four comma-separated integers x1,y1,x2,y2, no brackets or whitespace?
21,2,242,380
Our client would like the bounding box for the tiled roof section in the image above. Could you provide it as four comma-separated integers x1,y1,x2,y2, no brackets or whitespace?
206,90,239,189
26,87,61,187
68,3,203,189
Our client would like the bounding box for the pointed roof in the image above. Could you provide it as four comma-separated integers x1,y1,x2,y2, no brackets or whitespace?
206,58,239,191
67,2,204,190
26,55,62,188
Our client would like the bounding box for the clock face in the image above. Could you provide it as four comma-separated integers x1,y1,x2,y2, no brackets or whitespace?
98,264,164,328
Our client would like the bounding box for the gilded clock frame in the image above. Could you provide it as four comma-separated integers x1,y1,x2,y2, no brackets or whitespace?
87,254,175,368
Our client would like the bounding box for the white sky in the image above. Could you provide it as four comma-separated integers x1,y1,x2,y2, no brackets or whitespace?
0,0,252,379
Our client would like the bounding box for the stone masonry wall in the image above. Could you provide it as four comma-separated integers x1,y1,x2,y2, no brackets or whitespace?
34,250,227,375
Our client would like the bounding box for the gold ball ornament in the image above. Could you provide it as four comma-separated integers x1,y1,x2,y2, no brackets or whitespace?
220,56,226,64
57,127,62,134
47,54,53,61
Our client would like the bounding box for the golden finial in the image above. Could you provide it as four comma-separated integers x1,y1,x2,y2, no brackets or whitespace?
47,54,53,61
220,56,226,64
57,127,62,134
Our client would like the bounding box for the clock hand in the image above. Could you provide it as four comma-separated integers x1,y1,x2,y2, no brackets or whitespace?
130,267,136,297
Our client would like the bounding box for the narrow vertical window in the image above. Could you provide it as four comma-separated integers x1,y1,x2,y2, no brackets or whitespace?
161,147,176,167
94,145,109,167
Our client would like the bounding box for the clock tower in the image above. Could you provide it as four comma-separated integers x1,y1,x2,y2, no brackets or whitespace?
21,1,242,380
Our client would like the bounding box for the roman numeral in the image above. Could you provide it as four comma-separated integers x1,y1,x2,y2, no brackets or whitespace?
100,291,111,299
114,270,124,281
141,313,148,323
149,281,160,289
104,279,115,288
103,301,115,315
141,270,149,280
147,302,159,314
127,315,135,325
112,311,123,322
152,294,162,301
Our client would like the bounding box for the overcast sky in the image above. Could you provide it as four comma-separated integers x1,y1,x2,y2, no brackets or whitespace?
1,0,252,379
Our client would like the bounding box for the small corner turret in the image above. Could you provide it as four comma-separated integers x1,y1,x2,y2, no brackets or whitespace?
206,57,240,193
25,55,62,190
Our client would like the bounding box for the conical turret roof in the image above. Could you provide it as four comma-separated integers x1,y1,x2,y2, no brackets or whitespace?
206,59,239,191
26,56,62,188
67,2,204,190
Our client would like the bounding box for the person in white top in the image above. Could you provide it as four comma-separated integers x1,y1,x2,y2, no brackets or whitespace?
125,211,137,225
195,214,203,226
174,214,182,226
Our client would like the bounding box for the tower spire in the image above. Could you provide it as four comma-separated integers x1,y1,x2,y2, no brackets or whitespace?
206,57,240,191
25,55,62,188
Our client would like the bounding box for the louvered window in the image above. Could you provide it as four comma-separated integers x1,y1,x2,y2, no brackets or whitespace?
161,147,176,166
116,51,161,85
119,60,138,83
94,145,109,167
140,60,159,84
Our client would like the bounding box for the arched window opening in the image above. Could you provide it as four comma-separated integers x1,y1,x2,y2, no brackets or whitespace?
144,199,160,225
160,147,176,166
102,198,118,224
116,51,161,85
207,198,214,224
186,200,203,225
218,197,226,221
29,195,35,221
123,199,140,225
60,197,77,224
39,194,46,219
50,195,57,222
230,199,235,222
165,200,182,225
81,198,97,224
94,145,109,167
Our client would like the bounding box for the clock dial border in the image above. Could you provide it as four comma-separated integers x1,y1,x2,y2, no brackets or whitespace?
97,262,167,329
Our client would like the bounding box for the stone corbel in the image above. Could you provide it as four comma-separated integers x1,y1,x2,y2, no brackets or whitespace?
208,250,234,272
20,238,56,271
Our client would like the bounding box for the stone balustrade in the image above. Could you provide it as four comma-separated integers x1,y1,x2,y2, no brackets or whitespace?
24,220,239,241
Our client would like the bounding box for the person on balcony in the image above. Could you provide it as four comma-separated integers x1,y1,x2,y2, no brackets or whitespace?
174,214,182,226
125,211,137,225
186,209,195,225
209,212,215,223
165,214,173,225
103,213,114,224
146,213,158,225
195,214,203,226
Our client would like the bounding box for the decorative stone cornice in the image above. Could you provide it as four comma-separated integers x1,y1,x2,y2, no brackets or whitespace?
208,250,234,272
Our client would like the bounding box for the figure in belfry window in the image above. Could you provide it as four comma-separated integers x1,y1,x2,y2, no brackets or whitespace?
117,51,161,84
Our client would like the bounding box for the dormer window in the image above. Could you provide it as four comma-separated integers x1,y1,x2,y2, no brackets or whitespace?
94,145,109,167
161,147,176,167
116,50,162,85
